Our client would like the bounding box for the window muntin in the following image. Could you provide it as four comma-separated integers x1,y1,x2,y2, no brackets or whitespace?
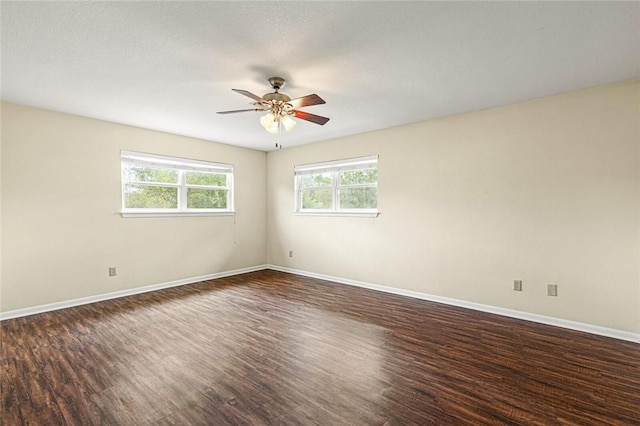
121,151,233,216
295,156,378,215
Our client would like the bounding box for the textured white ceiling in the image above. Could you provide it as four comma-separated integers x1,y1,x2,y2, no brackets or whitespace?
2,2,639,151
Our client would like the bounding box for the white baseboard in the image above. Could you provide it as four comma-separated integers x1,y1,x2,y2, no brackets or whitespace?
0,265,269,321
3,264,638,344
267,265,640,344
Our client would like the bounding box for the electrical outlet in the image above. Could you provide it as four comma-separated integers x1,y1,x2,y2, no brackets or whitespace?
288,250,293,258
109,267,117,277
547,284,558,296
513,280,523,291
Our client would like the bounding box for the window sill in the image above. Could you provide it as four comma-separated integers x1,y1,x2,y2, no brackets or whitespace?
120,210,235,218
294,211,379,218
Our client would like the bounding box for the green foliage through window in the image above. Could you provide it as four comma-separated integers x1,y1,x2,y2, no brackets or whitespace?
339,187,377,209
187,189,228,209
125,166,178,184
301,173,332,189
124,185,178,209
186,172,227,187
340,169,377,185
301,188,333,209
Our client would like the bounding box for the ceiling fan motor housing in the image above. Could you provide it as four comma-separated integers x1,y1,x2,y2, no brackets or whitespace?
268,77,286,90
264,77,291,102
263,92,291,102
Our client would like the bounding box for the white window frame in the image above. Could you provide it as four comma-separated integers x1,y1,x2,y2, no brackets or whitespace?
120,151,234,217
294,155,379,217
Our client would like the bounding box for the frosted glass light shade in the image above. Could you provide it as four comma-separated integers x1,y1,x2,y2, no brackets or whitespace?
260,113,275,129
266,120,279,134
281,114,296,132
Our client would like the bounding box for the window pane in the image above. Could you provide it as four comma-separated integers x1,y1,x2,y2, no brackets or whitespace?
186,171,227,187
124,184,178,208
301,188,333,209
301,173,332,188
187,188,228,209
339,187,377,209
339,169,378,185
124,165,178,184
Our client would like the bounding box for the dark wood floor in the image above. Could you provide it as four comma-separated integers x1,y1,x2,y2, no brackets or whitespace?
1,270,639,425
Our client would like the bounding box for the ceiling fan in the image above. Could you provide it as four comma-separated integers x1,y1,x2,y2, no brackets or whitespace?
217,77,329,134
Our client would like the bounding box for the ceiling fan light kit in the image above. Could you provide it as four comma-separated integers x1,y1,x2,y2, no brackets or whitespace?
218,77,329,135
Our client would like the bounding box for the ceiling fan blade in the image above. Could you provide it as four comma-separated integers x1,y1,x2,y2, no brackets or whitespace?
293,110,330,125
288,94,326,109
217,108,263,114
231,89,264,102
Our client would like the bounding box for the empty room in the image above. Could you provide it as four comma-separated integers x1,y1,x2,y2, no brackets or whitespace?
1,2,639,425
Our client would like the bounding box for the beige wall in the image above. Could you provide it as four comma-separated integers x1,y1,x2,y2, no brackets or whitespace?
267,81,640,333
1,103,267,312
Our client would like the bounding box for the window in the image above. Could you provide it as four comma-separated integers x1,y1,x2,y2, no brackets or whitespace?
121,151,233,217
294,155,378,216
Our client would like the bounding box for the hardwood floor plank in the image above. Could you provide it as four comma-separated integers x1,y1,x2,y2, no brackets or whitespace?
1,270,639,425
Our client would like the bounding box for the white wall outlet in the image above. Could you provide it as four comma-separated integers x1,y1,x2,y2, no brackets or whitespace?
513,280,523,291
288,250,293,258
547,284,558,296
109,267,117,277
